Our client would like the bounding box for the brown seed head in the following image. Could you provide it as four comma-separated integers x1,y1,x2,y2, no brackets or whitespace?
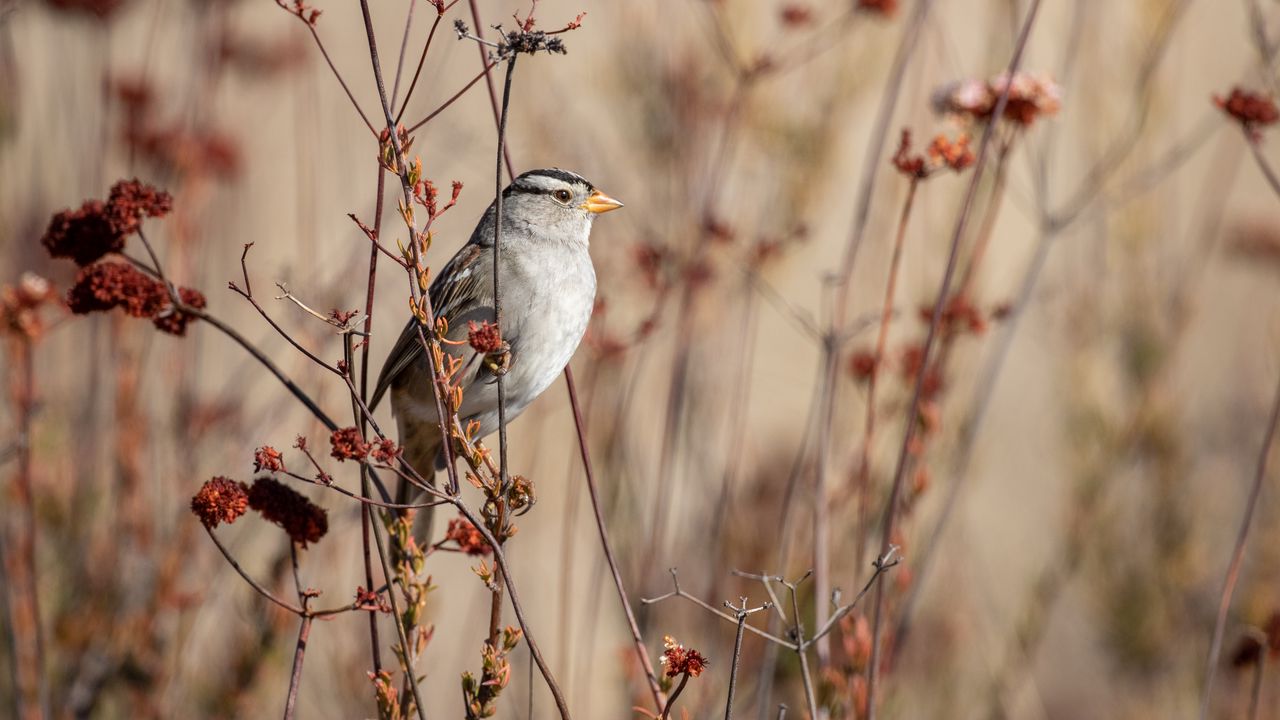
190,476,250,529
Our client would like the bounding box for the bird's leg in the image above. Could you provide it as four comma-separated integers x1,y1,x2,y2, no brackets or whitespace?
481,341,511,376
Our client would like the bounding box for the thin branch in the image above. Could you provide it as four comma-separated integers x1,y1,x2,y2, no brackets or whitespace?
722,598,771,720
282,614,313,720
205,527,304,615
865,1,1045,716
564,368,665,712
1199,370,1280,720
641,569,791,649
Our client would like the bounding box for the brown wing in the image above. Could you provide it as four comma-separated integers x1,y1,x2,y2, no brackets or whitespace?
371,243,495,411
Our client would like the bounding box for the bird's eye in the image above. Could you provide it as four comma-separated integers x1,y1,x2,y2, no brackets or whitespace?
553,189,573,204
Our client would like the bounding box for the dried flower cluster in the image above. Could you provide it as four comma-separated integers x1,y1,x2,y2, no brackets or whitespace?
933,72,1062,126
64,262,206,336
1,274,58,341
190,477,250,529
919,293,988,337
856,0,898,17
247,477,329,547
660,635,708,678
1214,87,1279,140
467,320,503,354
779,3,814,27
369,438,403,463
330,426,370,462
41,179,170,265
445,517,492,556
253,445,286,473
892,129,975,179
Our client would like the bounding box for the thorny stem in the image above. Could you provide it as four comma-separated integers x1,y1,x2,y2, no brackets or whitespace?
865,2,1045,717
1199,370,1280,720
565,369,665,712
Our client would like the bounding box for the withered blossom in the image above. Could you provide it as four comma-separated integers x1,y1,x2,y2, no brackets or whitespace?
1215,87,1279,139
330,426,370,462
467,320,503,354
933,72,1062,126
660,635,708,678
445,517,491,556
66,262,166,318
369,439,403,464
190,477,250,529
247,477,328,547
253,446,286,473
1,274,58,340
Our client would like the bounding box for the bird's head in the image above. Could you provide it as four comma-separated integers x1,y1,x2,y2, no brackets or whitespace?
498,168,622,244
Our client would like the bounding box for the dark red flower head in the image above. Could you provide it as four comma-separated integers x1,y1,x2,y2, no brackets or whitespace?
191,476,250,529
41,202,122,266
445,517,492,555
247,477,328,547
330,427,370,462
66,262,166,318
1215,87,1279,139
152,286,206,336
467,320,503,354
857,0,898,16
253,446,286,473
661,636,708,678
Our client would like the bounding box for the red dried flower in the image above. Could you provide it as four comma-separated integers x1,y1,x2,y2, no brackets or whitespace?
152,286,206,336
330,426,370,462
633,242,669,289
660,636,708,678
467,320,503,354
355,586,391,613
1215,87,1279,139
247,477,328,547
445,517,491,555
934,72,1061,126
105,179,173,235
780,4,814,26
41,201,121,266
849,349,878,382
66,262,166,318
927,133,975,172
856,0,898,16
1,274,57,341
191,476,250,529
369,439,403,464
254,446,286,473
891,129,928,179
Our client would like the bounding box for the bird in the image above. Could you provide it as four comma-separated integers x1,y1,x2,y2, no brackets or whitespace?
371,168,622,535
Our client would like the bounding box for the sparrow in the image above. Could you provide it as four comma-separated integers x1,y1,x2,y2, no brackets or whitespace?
372,168,622,531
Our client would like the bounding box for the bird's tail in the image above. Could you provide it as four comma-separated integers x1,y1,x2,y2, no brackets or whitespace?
396,421,444,549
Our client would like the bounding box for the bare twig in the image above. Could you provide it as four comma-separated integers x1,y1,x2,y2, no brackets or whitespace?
723,598,771,720
565,368,665,711
282,614,313,720
865,2,1045,716
1199,370,1280,720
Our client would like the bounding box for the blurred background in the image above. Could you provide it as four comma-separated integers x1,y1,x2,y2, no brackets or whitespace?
2,0,1280,717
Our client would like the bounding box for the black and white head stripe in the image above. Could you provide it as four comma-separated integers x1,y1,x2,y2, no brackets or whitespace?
504,168,595,196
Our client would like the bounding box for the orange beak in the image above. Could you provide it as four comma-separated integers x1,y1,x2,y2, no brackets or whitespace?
581,189,624,214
